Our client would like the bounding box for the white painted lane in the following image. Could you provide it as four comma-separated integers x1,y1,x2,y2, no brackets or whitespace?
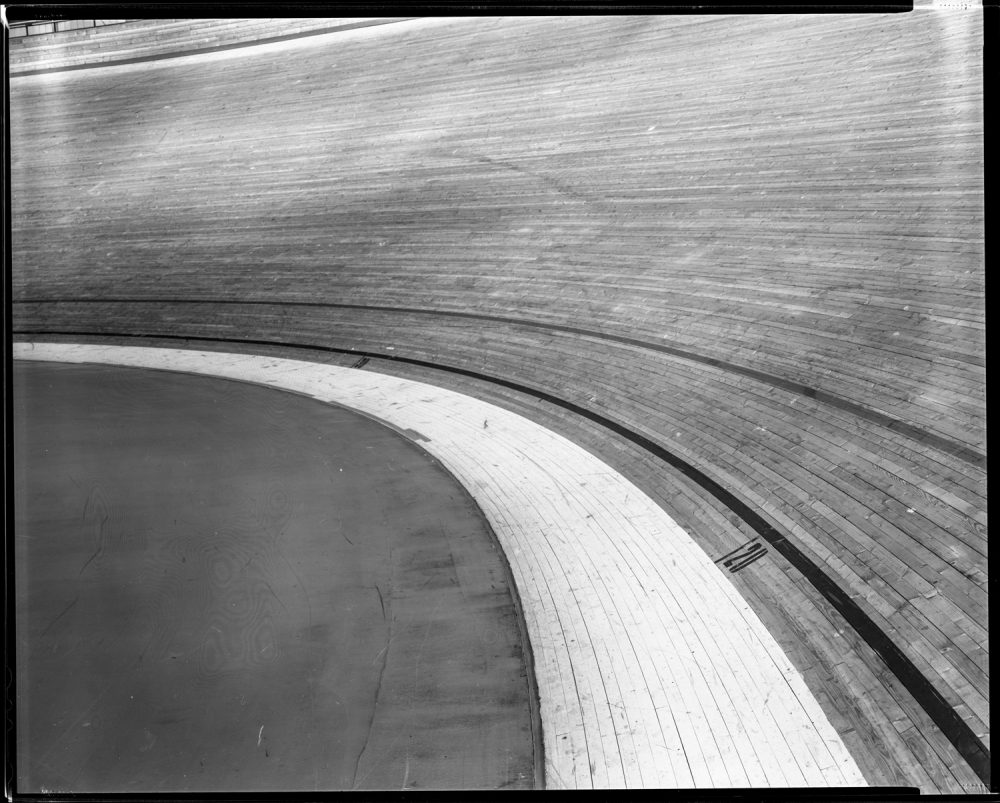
13,342,866,789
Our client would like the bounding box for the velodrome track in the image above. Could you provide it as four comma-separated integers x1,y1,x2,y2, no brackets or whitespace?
9,13,986,793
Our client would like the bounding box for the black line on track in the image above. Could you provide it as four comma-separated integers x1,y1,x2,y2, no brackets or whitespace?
12,298,985,469
713,536,761,563
12,328,991,788
9,18,418,77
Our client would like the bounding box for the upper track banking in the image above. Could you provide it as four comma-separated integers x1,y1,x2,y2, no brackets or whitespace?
9,13,987,793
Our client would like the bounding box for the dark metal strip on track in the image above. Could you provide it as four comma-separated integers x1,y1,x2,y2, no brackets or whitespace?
13,328,991,787
12,298,985,468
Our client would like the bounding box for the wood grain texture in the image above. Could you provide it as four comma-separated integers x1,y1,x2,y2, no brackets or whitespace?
6,19,386,73
13,343,868,790
9,12,986,793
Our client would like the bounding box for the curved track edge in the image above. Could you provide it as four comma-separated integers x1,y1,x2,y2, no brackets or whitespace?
13,340,867,789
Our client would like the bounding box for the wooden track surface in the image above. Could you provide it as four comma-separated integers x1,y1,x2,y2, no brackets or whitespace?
6,19,390,73
13,343,867,790
9,13,986,793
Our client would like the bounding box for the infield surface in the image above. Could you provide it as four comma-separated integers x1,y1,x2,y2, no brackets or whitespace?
13,360,535,792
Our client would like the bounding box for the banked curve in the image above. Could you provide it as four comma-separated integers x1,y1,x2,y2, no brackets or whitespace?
14,329,991,789
12,297,985,468
12,340,865,790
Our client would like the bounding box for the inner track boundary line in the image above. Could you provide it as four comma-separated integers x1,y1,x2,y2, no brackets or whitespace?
12,298,984,469
7,18,419,77
12,329,991,787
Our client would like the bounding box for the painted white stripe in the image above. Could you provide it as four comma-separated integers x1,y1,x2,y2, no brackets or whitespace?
13,341,866,789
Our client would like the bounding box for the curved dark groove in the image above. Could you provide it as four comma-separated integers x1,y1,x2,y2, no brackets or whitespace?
12,298,985,468
8,18,417,77
14,327,991,787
